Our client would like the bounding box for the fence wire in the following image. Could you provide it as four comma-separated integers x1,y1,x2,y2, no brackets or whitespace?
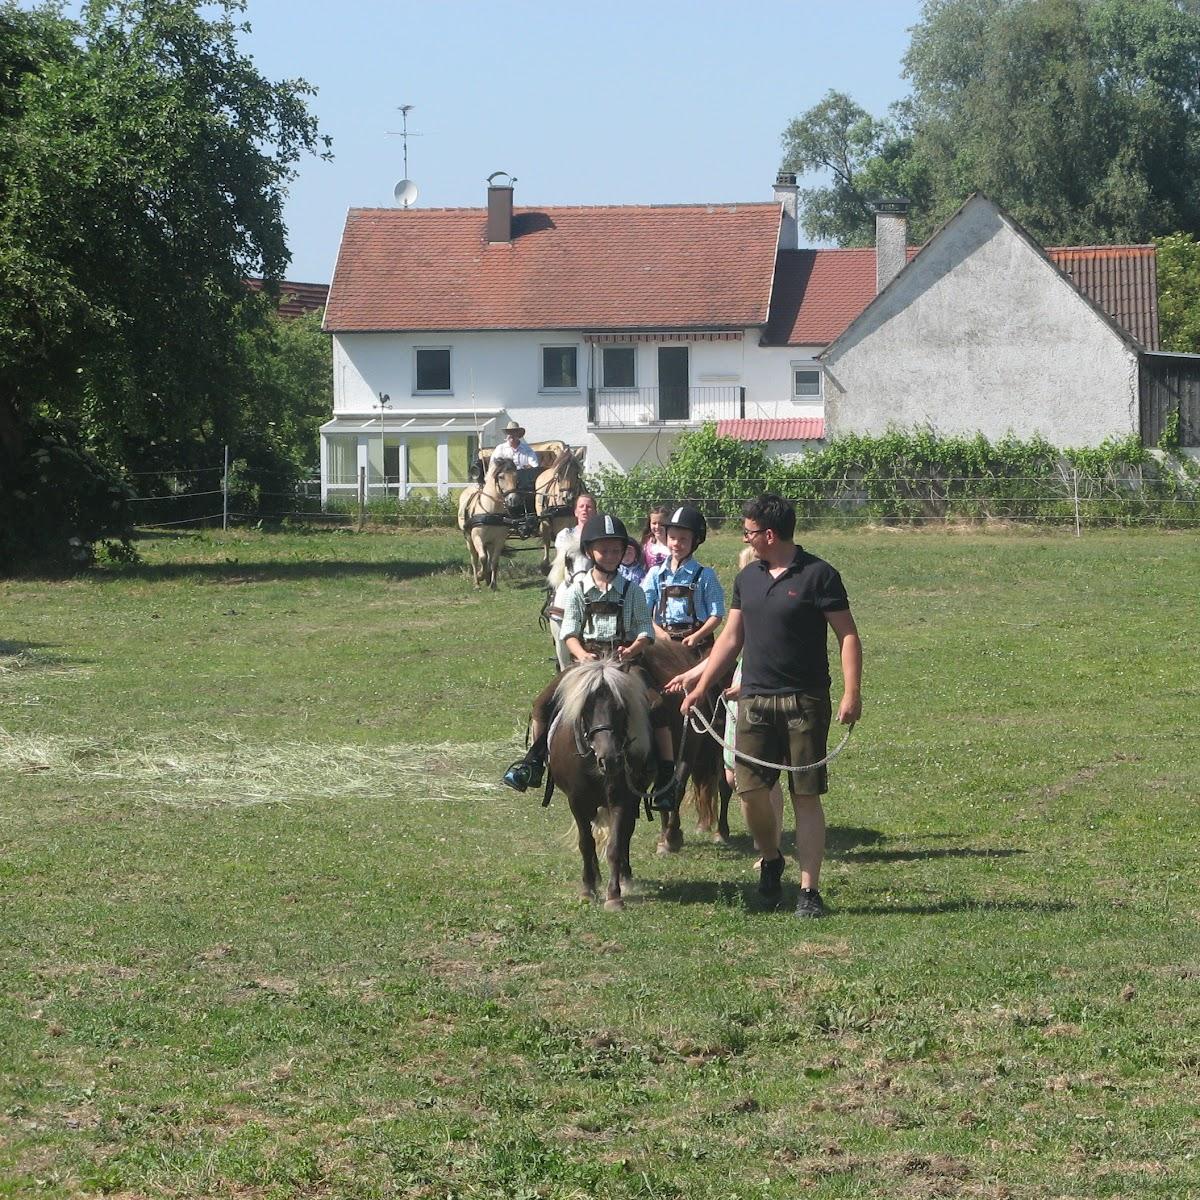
124,466,1200,533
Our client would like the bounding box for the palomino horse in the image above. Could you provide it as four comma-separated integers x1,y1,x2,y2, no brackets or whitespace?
532,446,586,573
548,660,654,909
456,457,520,590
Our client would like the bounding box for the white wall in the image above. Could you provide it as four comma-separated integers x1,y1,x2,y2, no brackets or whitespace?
330,326,823,476
823,196,1140,447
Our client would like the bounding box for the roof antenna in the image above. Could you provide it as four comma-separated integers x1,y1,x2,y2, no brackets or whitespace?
388,104,421,207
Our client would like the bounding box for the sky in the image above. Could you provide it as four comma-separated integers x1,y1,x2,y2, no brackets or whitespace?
232,0,925,283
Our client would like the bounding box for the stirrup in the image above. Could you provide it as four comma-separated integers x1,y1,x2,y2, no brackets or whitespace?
648,764,682,812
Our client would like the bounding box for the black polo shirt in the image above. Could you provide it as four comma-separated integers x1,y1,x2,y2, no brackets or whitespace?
731,546,849,696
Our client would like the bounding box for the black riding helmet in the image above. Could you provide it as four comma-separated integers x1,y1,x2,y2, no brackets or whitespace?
579,513,637,557
663,504,707,548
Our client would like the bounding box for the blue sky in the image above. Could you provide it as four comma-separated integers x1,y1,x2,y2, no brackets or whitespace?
238,0,924,282
236,1,926,280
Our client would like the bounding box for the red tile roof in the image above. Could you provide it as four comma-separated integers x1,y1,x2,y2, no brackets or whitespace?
717,417,824,441
764,244,1157,348
1047,245,1158,350
324,204,780,333
246,279,329,319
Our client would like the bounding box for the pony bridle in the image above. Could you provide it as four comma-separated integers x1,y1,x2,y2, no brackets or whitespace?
574,719,626,773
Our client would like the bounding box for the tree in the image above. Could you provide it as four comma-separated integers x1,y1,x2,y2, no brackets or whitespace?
781,92,931,246
782,0,1200,246
1155,233,1200,353
0,0,329,565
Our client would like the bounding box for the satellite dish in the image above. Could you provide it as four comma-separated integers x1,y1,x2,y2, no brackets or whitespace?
394,179,419,208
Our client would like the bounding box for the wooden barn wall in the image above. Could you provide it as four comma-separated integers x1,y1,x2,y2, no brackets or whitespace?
1138,355,1200,446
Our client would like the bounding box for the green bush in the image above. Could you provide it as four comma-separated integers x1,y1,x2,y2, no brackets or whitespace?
0,418,134,572
589,424,1199,529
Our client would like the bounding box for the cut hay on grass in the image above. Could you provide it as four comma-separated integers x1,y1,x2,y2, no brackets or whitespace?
0,727,511,809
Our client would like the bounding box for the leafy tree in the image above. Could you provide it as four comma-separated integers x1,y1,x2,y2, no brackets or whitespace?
1155,233,1200,352
0,0,328,565
781,91,931,246
783,0,1200,246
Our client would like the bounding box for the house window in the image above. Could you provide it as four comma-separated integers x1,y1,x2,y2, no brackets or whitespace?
792,363,822,399
541,345,578,390
327,436,357,486
602,346,636,389
415,347,452,393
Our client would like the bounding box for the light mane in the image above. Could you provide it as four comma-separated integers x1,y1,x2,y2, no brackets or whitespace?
555,661,652,762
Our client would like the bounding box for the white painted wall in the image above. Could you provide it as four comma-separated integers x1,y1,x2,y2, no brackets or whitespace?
329,327,821,477
823,196,1140,447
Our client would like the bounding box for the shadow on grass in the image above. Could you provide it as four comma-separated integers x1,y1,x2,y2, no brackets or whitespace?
92,559,460,584
648,879,1075,917
0,640,85,670
836,897,1075,916
841,847,1027,863
691,825,885,859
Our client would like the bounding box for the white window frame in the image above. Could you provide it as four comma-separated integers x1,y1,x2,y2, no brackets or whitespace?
540,343,580,393
413,345,453,395
600,344,637,390
790,360,823,401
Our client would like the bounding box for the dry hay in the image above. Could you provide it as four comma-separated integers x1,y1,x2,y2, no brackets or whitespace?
0,727,507,810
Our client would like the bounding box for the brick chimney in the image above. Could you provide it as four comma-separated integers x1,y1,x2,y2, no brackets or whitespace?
486,172,515,244
873,198,909,293
774,171,799,251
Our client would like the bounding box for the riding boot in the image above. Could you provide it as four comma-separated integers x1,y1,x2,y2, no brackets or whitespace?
648,758,681,812
502,730,548,792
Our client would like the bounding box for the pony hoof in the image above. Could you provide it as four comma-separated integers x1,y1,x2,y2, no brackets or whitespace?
603,897,624,912
711,832,730,846
656,839,679,856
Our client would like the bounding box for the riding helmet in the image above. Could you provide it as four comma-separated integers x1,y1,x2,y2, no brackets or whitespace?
579,513,637,556
663,504,707,547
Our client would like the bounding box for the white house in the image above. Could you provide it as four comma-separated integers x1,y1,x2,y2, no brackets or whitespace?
320,178,1171,501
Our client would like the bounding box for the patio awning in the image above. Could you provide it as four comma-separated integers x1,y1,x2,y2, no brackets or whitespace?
716,417,825,441
320,409,503,436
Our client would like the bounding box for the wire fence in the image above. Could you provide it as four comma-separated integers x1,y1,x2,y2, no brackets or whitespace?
125,459,1200,533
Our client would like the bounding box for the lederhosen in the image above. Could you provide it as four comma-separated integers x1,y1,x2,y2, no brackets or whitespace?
580,576,633,657
533,577,667,731
655,566,715,653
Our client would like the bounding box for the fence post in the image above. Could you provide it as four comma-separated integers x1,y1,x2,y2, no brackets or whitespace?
357,466,366,531
1072,467,1081,537
222,444,229,531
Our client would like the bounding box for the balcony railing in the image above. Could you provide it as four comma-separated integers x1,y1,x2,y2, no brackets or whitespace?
587,386,746,428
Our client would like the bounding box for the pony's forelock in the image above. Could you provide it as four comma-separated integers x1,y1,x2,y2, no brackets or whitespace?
555,661,652,762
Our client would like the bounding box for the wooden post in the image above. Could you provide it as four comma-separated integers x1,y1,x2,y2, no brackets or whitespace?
1072,467,1081,538
357,465,366,531
222,444,230,531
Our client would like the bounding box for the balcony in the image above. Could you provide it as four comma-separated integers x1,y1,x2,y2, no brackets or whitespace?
587,385,747,429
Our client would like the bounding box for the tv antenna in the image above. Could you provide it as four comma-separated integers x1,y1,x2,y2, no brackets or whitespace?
387,104,422,207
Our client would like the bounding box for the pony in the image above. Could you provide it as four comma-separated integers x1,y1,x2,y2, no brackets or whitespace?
456,456,521,590
548,660,654,910
637,639,734,853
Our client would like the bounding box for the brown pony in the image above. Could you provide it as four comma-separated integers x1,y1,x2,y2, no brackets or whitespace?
456,457,520,589
638,639,733,852
548,660,654,909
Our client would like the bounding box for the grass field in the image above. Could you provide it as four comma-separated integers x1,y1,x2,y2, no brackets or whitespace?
1,527,1197,1199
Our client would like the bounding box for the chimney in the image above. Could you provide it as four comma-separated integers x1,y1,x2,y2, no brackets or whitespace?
486,171,515,244
874,198,909,293
773,171,799,251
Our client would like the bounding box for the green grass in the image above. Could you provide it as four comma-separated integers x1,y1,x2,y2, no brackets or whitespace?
1,527,1198,1199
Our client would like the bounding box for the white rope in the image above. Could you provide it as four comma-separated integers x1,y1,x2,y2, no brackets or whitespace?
686,694,854,773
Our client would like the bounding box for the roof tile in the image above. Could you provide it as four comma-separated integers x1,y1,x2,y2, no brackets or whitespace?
325,204,781,333
716,417,824,441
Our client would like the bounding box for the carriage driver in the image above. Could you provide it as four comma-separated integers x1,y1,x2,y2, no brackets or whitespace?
641,505,725,652
502,513,682,810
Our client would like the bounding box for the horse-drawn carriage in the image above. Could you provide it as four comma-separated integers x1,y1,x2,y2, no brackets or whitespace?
457,440,587,588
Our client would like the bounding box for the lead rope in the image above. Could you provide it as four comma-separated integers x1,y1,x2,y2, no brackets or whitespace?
686,692,855,773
